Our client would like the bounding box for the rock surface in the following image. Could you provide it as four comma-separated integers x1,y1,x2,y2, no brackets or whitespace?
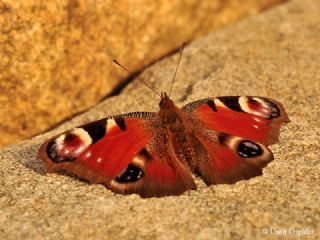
1,0,319,239
0,0,287,146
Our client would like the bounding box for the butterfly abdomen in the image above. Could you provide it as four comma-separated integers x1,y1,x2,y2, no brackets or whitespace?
171,133,197,170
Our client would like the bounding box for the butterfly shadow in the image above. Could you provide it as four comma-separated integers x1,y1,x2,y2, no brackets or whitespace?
15,142,47,175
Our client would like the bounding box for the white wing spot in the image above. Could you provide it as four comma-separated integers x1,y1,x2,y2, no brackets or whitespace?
253,117,262,123
239,96,250,113
107,119,117,131
72,128,92,146
214,98,227,108
55,134,66,150
74,145,86,156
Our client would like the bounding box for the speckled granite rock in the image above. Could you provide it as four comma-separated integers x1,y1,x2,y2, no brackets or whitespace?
0,0,288,147
0,0,319,239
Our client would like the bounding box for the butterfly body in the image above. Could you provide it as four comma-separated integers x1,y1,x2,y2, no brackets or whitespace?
38,94,289,198
157,92,197,166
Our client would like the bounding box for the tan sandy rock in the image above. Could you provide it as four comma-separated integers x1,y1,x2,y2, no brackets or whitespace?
0,0,319,239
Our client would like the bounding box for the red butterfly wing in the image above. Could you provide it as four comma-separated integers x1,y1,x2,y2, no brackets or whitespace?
39,113,154,183
183,96,289,145
182,96,289,184
38,112,195,197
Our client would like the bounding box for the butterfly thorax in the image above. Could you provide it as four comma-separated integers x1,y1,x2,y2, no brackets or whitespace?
159,92,188,132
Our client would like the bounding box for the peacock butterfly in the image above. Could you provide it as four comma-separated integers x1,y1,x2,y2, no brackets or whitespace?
38,43,289,198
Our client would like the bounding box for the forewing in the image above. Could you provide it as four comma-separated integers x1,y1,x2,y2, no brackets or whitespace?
38,113,155,184
182,96,289,145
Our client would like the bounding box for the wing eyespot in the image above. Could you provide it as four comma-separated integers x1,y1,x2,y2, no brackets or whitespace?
237,140,263,158
113,148,151,184
47,141,76,163
264,99,281,118
238,96,281,119
115,164,144,183
46,128,92,163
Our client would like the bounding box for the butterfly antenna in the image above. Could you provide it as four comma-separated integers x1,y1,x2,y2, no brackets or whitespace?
168,42,187,98
113,60,161,97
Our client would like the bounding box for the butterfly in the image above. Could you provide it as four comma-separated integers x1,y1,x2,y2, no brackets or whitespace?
38,44,289,198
